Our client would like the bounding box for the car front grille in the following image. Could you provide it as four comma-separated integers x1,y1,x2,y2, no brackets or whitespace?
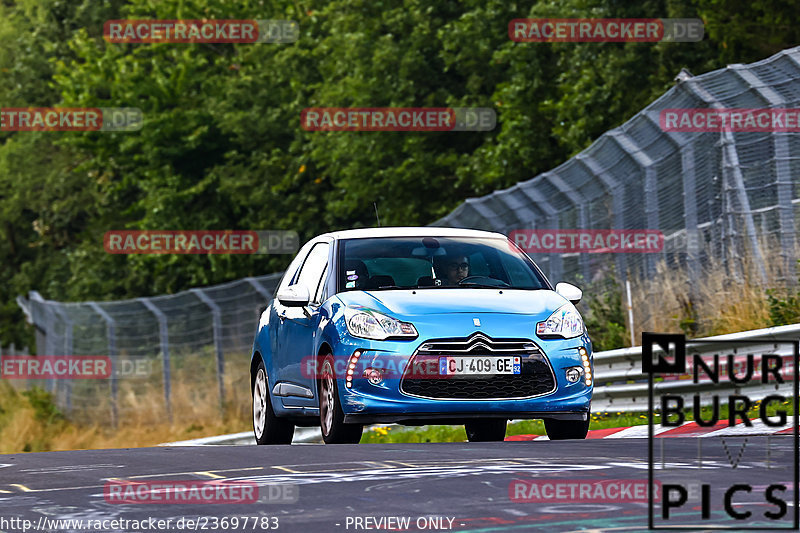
399,333,556,400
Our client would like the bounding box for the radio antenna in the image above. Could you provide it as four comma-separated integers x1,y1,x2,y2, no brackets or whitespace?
373,202,381,227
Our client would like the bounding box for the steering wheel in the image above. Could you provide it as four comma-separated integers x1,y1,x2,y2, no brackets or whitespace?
457,275,511,287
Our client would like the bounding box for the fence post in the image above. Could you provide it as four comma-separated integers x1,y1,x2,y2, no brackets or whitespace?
518,182,560,280
609,131,660,279
51,304,74,413
679,78,768,284
680,143,702,292
138,298,172,422
577,154,628,283
730,66,797,286
29,292,58,393
721,132,768,283
191,288,225,416
543,172,590,283
88,302,118,427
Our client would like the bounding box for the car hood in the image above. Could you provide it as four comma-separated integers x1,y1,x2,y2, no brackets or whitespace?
334,288,570,318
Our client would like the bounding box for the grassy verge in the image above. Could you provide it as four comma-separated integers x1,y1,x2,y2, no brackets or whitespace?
0,379,251,453
361,400,795,443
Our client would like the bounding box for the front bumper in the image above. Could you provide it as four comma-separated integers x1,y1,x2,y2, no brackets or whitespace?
331,313,593,423
343,411,588,425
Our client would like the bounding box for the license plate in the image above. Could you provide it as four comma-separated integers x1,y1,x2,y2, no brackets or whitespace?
438,356,521,375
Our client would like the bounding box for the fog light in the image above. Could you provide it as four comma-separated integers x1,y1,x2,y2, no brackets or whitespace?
565,367,582,383
364,368,384,386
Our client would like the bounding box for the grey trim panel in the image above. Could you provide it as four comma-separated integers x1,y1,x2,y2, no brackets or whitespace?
272,382,314,398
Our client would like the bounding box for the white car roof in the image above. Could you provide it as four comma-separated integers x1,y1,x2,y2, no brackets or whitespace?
318,226,508,241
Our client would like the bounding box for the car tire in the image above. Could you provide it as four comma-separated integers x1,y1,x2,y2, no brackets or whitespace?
544,416,590,440
465,419,507,442
319,354,363,444
253,361,295,445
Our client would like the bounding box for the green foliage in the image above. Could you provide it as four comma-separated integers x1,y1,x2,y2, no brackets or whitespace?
767,288,800,327
1,0,799,347
583,279,629,351
21,387,64,423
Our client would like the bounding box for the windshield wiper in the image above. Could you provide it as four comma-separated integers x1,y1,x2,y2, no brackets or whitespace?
458,283,511,289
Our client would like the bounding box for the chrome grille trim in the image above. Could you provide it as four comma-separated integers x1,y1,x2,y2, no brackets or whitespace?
400,333,557,401
416,333,544,356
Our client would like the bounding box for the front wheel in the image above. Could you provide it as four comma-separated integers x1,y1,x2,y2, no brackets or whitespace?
319,355,363,444
253,362,295,445
465,419,507,442
544,416,590,440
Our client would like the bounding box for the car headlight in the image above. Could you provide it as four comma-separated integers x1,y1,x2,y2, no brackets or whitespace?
344,307,418,340
536,304,584,339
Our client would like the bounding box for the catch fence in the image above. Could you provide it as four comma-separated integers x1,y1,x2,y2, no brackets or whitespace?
434,46,800,289
14,274,282,425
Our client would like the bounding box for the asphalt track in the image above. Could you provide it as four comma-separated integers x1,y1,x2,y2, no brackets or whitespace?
0,437,796,533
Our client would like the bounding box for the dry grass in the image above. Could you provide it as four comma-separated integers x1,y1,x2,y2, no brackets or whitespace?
629,241,795,339
0,353,253,453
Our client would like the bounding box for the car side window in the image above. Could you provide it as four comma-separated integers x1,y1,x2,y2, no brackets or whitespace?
314,264,329,304
275,245,312,296
293,242,330,305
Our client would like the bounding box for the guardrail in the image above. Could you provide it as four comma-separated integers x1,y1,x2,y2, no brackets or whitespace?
591,323,800,413
159,427,324,446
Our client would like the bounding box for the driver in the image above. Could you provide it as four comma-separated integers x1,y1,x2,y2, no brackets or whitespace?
435,255,470,285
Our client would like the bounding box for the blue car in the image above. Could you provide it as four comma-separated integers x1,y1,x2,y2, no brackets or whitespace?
250,228,593,444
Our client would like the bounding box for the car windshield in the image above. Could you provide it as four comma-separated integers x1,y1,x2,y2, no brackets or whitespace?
338,236,549,292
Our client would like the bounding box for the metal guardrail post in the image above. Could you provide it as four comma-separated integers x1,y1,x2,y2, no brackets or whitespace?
191,288,226,415
138,298,172,422
88,302,118,427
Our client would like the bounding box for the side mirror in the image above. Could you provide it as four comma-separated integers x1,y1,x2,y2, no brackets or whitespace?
555,282,582,304
276,285,310,307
